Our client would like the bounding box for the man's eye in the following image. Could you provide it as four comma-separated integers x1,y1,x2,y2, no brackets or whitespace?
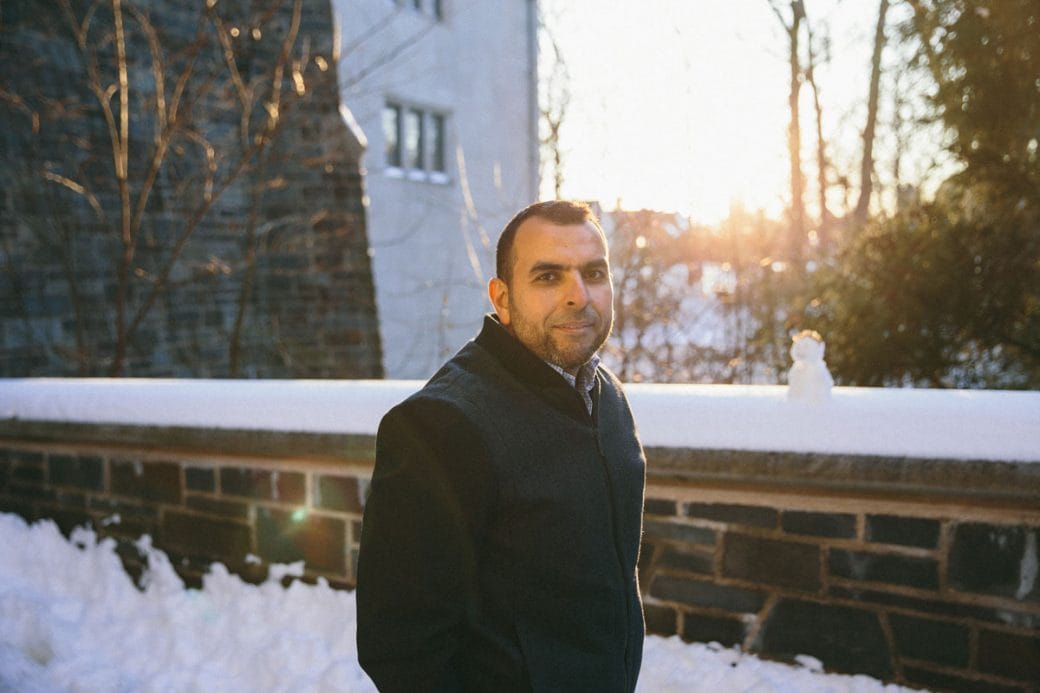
535,272,558,283
586,269,607,281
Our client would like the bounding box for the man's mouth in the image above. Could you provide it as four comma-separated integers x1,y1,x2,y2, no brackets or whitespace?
554,321,593,332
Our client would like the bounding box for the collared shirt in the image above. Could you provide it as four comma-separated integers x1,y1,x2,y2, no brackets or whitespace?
546,354,600,415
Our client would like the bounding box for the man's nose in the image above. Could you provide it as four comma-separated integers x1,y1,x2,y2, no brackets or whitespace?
564,273,590,307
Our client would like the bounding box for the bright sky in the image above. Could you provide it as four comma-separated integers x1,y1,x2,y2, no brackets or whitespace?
544,0,886,224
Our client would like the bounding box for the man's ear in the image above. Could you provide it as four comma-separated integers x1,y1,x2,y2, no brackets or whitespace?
488,277,511,325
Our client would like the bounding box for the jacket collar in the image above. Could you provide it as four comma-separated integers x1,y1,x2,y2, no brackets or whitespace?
474,314,573,389
475,314,600,422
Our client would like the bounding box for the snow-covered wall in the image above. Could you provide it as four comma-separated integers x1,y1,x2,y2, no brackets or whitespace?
2,378,1038,690
2,378,1038,462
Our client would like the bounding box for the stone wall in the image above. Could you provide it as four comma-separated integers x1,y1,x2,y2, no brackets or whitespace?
0,422,372,590
640,456,1040,693
1,419,1037,691
0,0,382,378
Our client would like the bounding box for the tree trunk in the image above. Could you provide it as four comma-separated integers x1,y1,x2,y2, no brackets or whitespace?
771,0,807,273
853,0,889,227
538,12,569,200
805,21,832,251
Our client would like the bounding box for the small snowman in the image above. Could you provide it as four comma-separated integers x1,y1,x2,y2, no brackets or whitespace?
787,329,833,403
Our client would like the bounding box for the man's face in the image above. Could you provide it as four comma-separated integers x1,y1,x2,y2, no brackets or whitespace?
489,217,613,374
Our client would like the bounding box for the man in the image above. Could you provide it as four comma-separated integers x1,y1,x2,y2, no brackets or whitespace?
356,200,646,692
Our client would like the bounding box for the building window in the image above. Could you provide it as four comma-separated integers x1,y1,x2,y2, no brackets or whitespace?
384,101,448,181
403,108,423,170
396,0,442,20
429,114,445,173
382,104,401,167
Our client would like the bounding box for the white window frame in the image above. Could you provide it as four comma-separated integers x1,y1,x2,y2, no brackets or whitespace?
394,0,443,20
383,100,450,184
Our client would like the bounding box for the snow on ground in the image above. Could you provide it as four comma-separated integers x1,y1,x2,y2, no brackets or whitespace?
2,378,1039,461
0,513,919,693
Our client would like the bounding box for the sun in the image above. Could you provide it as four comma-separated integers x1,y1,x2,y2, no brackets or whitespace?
545,0,877,225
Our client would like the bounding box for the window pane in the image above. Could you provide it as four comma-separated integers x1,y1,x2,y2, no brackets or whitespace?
430,114,445,172
404,108,424,169
382,104,401,167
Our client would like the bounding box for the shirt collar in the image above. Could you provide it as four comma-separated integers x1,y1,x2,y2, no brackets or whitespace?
545,355,600,389
545,355,600,414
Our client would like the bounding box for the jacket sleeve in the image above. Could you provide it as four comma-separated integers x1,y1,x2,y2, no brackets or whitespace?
356,396,494,692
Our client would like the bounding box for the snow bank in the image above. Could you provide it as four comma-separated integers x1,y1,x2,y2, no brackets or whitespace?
2,378,1038,461
0,513,919,692
0,512,371,692
625,383,1040,461
0,379,416,438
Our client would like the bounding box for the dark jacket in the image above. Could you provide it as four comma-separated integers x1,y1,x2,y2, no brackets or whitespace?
356,315,646,692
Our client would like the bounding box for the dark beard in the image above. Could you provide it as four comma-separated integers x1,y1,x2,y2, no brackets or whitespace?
510,305,612,372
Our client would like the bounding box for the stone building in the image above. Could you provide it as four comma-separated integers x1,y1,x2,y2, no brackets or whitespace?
333,0,540,378
0,0,383,378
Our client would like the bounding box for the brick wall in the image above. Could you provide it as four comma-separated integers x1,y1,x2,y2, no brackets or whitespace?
0,423,373,589
1,421,1037,692
0,0,382,378
641,488,1039,691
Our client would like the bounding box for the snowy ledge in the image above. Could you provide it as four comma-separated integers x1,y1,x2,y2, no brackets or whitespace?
1,378,1038,463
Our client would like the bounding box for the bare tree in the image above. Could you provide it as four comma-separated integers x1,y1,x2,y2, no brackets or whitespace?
538,5,570,199
6,0,311,375
769,0,808,273
852,0,890,226
804,15,834,250
605,211,688,382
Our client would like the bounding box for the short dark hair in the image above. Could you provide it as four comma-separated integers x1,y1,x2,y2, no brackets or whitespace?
495,200,604,283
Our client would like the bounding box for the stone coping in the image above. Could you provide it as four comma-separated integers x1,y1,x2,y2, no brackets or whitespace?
2,419,1037,507
646,446,1040,508
0,419,374,463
